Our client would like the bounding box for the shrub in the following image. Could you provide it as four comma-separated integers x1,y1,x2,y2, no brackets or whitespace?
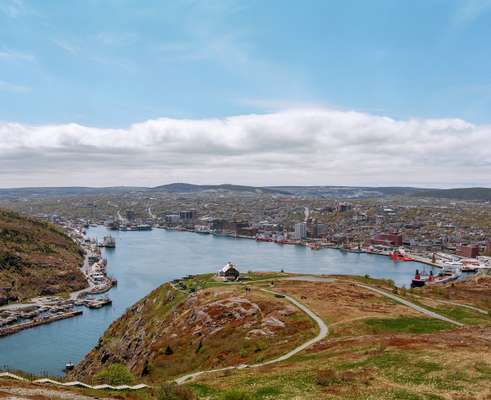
93,363,134,385
155,383,196,400
315,368,362,387
221,389,253,400
315,368,338,386
165,345,174,355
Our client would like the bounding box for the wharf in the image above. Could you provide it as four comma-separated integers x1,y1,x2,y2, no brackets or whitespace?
0,310,83,337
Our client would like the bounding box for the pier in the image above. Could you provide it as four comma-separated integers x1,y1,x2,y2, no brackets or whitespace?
0,310,83,337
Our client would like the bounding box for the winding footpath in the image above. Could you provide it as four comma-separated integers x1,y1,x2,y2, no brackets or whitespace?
175,288,329,384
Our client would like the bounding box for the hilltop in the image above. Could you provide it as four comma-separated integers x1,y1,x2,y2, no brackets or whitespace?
65,272,491,399
0,209,87,304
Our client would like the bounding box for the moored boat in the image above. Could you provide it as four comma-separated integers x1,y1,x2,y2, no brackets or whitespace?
411,269,434,287
390,248,414,262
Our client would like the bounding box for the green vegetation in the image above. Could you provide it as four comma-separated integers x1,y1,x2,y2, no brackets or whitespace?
363,316,453,334
154,383,196,400
220,390,253,400
421,304,491,326
93,363,135,385
0,208,86,303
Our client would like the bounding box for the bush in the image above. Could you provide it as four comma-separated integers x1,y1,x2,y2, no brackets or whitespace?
93,363,134,385
315,368,338,386
221,390,253,400
315,368,360,387
155,383,196,400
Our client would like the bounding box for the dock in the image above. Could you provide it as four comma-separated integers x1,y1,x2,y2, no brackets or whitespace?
0,310,83,337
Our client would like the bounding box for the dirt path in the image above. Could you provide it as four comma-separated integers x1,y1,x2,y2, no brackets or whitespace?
175,288,328,384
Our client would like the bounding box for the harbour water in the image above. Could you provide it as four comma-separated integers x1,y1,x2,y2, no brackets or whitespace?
0,226,432,376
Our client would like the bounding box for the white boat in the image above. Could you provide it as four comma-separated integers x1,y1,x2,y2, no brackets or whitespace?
101,235,116,248
426,263,462,285
461,258,481,272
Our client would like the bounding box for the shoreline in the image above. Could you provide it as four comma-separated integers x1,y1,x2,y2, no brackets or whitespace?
160,225,444,270
0,234,115,337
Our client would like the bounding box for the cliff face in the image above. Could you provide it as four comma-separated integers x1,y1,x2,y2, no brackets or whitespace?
0,209,87,304
72,282,316,383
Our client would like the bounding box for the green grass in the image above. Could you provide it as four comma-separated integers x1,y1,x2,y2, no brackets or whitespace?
423,305,491,326
340,349,468,391
363,316,453,334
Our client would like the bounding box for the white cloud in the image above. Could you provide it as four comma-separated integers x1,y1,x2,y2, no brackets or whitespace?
52,39,79,55
0,0,25,18
0,80,30,93
0,108,490,187
452,0,491,27
0,48,35,62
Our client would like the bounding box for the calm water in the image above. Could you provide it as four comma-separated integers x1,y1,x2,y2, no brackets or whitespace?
0,226,430,376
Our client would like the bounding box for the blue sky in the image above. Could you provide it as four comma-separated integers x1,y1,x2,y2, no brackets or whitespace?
1,0,491,127
1,1,491,188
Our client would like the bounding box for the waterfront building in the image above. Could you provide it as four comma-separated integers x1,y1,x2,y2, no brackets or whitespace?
165,214,180,224
294,222,307,240
179,210,197,221
457,244,479,258
371,233,403,247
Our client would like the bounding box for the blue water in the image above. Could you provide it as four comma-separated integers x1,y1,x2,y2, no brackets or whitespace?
0,226,431,376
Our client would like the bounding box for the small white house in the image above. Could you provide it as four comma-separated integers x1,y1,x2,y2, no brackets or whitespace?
218,262,240,281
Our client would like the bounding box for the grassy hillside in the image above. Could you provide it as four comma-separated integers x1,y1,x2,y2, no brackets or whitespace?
72,277,317,383
0,209,87,304
66,274,491,400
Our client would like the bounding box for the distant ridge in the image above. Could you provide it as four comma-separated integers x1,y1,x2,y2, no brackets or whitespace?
149,183,288,194
410,187,491,202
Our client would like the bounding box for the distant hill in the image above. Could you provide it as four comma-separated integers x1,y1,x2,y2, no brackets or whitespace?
150,183,288,195
1,184,490,201
0,209,87,304
0,186,145,199
267,186,427,198
411,187,491,201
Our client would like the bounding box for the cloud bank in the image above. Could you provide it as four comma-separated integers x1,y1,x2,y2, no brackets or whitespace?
1,108,490,187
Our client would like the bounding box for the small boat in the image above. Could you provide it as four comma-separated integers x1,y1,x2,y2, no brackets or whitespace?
390,248,414,262
65,361,74,371
426,263,461,286
461,258,481,272
307,242,321,250
100,235,116,248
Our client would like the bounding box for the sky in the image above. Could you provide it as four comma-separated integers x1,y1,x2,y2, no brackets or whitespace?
1,0,491,188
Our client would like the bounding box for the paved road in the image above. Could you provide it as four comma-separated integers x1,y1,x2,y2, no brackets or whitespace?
175,288,328,384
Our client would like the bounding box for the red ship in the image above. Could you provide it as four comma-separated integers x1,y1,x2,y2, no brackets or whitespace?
390,249,414,262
